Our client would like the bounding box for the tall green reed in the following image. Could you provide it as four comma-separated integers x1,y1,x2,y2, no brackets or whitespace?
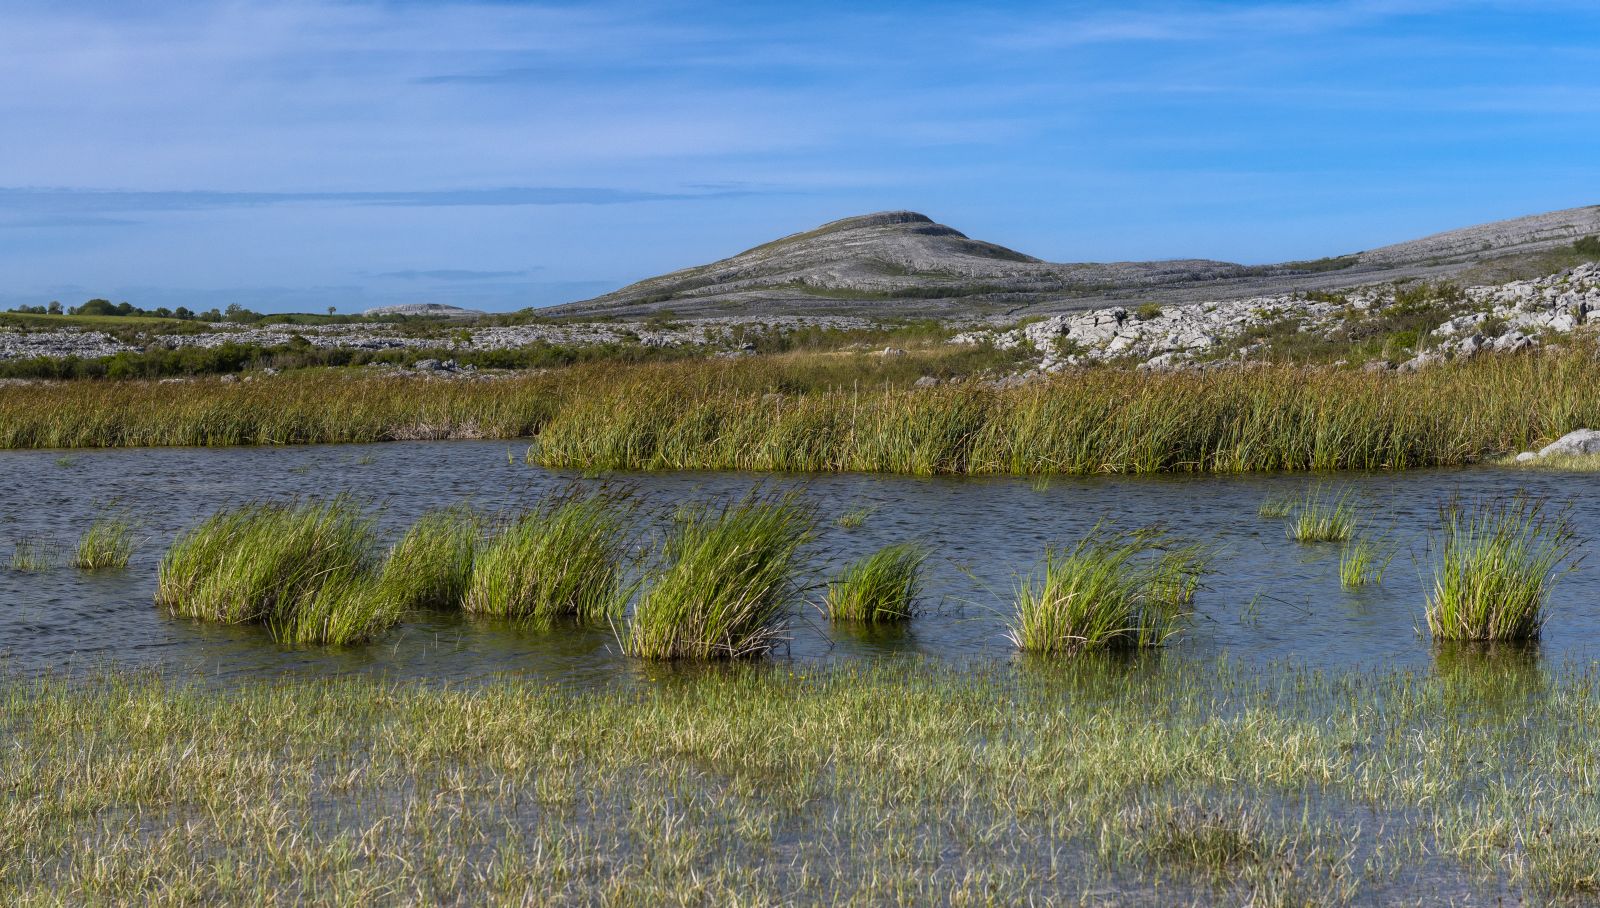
73,516,135,570
1011,527,1205,655
1338,536,1393,588
622,493,816,660
825,542,927,623
1286,487,1358,543
156,497,398,645
462,493,629,622
379,506,480,610
3,343,1597,476
1424,496,1579,642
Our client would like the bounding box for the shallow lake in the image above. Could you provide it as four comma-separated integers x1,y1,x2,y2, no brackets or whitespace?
2,440,1597,684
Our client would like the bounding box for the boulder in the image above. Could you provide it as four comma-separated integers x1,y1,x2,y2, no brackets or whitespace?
1537,429,1600,459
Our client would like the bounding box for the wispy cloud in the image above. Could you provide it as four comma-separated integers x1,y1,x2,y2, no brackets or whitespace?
0,186,763,215
374,269,535,281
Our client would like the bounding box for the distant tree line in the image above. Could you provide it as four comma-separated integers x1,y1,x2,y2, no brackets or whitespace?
5,298,268,322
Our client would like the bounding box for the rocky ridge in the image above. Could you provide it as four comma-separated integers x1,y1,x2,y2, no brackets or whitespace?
551,206,1600,318
949,262,1600,372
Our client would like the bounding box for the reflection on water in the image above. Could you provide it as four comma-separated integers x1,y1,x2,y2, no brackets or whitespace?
3,439,1599,685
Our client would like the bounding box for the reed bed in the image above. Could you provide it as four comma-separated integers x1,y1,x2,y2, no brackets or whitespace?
462,494,629,622
1424,497,1579,642
72,516,135,570
621,494,816,660
156,498,398,645
0,347,1596,475
378,507,480,610
533,347,1600,475
1286,487,1358,543
1011,528,1205,655
825,541,927,623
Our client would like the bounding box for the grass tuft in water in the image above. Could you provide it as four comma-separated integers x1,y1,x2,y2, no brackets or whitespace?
72,517,135,571
379,507,480,610
156,497,398,645
1338,535,1394,588
1257,494,1296,518
10,537,60,572
825,542,927,623
462,494,628,622
835,506,874,530
1424,496,1579,642
1285,487,1358,543
622,493,816,660
1010,526,1204,655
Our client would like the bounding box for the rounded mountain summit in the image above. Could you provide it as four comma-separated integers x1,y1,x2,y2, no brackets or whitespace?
548,205,1600,318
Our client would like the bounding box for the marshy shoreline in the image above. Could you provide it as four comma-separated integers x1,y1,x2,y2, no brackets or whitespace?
8,656,1600,905
3,343,1600,475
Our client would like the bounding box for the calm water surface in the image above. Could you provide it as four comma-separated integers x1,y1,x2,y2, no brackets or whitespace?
2,440,1597,684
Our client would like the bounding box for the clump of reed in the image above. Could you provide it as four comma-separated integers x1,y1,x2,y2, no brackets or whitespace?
1285,487,1357,543
1424,496,1579,642
825,542,927,623
621,493,816,660
10,537,60,572
72,517,135,570
378,506,481,610
1338,535,1393,588
462,494,628,622
1010,526,1206,655
156,497,398,645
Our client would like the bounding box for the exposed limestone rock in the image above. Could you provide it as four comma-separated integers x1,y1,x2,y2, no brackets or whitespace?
548,206,1600,318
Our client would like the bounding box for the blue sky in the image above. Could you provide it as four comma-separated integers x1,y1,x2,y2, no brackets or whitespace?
2,0,1598,313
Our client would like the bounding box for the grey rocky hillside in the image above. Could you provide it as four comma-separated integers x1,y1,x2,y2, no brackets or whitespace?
4,262,1598,381
547,206,1600,319
950,261,1600,377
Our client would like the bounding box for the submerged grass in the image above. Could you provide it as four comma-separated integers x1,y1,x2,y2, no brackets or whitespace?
1256,494,1296,518
9,537,59,572
72,516,135,570
13,658,1600,904
461,494,628,622
3,344,1600,475
621,493,816,660
156,498,399,645
1424,496,1580,642
378,506,480,610
825,541,927,623
1011,527,1205,655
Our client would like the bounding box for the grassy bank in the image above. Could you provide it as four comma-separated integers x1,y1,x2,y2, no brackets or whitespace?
4,657,1600,905
2,347,1599,473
